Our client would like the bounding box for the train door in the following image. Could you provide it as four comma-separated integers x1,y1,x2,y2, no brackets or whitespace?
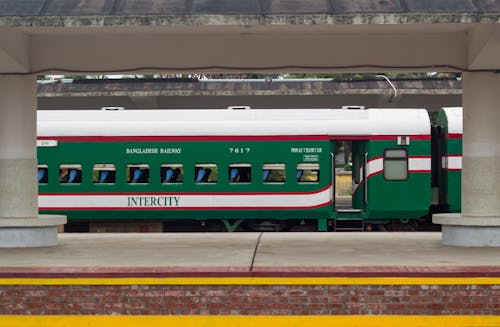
431,124,445,211
333,140,367,213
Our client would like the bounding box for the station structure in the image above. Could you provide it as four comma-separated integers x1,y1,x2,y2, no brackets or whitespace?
0,232,499,325
0,1,500,325
0,0,497,247
36,76,461,111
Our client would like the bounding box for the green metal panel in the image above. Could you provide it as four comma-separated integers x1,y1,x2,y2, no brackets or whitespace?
351,141,366,211
38,136,433,227
436,108,462,212
444,138,462,212
364,139,431,220
38,139,333,223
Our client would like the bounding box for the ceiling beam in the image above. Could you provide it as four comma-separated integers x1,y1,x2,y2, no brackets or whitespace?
31,31,467,74
0,29,30,73
468,25,500,70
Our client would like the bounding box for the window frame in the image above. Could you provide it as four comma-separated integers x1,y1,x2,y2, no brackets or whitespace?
161,163,184,184
296,163,320,183
228,163,252,184
93,164,116,185
383,148,409,181
194,163,218,184
37,164,49,185
59,164,83,185
127,164,150,184
262,163,286,184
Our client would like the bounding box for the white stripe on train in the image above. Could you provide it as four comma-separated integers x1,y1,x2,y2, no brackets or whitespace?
39,185,334,210
366,157,432,177
442,155,462,170
352,157,432,195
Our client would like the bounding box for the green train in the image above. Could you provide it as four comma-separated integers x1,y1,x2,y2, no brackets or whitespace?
37,106,462,232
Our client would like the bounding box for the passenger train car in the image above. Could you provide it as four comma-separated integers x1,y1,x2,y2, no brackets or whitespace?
434,107,462,214
37,107,462,232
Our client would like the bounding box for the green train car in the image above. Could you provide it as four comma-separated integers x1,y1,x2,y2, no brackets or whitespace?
434,107,462,213
37,107,461,232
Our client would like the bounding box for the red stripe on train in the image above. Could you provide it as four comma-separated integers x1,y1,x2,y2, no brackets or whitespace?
446,133,462,139
38,135,431,142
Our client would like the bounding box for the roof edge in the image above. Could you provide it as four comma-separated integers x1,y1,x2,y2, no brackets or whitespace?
1,13,500,28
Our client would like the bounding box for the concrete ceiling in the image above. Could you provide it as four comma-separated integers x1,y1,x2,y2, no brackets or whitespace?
0,1,499,74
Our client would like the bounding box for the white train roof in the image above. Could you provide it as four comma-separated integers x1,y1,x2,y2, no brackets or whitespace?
441,107,463,134
37,108,430,137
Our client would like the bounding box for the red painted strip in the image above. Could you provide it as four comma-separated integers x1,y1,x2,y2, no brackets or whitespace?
252,265,500,278
330,135,430,141
366,171,383,179
367,155,432,162
38,134,430,142
365,169,430,179
446,154,462,157
39,200,333,211
368,155,432,162
0,265,498,278
447,133,462,139
329,136,369,140
410,155,432,159
367,155,383,163
352,181,362,196
40,185,332,197
38,135,330,142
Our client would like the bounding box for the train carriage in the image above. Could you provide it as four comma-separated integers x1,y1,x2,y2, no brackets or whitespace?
434,107,462,213
37,107,433,232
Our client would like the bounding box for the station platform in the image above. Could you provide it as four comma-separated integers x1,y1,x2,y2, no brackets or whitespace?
1,232,499,326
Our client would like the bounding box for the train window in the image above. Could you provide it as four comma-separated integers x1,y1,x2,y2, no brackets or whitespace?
161,164,184,184
59,164,82,184
297,163,319,183
38,165,48,184
195,164,217,184
127,164,150,184
262,163,286,183
93,164,116,184
384,149,408,181
229,164,251,183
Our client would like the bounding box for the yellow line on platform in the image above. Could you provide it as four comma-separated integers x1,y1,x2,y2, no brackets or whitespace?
0,276,499,285
2,315,500,327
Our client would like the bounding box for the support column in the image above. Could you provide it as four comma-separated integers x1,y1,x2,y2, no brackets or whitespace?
433,72,500,246
0,75,65,247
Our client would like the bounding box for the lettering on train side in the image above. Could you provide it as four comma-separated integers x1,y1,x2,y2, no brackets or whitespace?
160,148,182,154
303,154,319,162
127,196,180,207
290,147,323,153
228,147,251,154
125,148,182,154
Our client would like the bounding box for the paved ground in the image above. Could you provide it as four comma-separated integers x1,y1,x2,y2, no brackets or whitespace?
0,233,499,273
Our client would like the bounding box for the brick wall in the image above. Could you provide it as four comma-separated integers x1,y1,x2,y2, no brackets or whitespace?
1,284,498,315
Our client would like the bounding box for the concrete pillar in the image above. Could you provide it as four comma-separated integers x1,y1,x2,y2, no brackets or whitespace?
0,75,65,247
433,72,500,246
